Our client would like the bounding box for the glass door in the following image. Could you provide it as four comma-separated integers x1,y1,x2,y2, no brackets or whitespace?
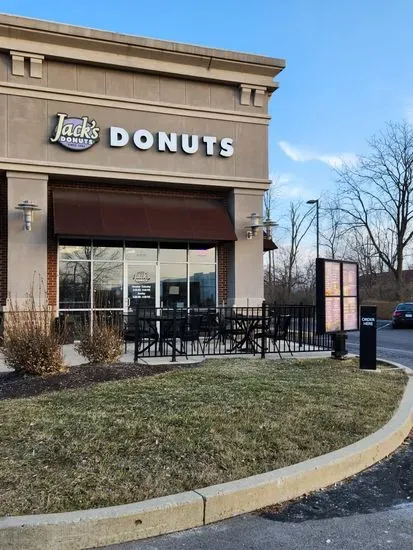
125,263,158,312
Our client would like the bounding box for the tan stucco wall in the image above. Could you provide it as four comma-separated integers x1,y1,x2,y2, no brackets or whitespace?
0,53,268,114
227,189,265,307
1,95,268,181
7,172,48,307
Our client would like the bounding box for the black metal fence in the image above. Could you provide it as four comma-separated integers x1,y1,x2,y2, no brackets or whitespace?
125,303,332,360
1,305,333,361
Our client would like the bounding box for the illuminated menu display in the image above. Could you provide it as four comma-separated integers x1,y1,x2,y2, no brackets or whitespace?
316,259,359,334
325,297,342,332
343,297,358,331
325,262,341,296
343,263,358,297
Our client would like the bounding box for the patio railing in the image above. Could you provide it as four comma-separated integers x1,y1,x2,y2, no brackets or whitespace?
0,304,333,361
123,303,332,360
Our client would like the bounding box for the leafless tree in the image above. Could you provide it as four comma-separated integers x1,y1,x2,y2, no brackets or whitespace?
319,195,349,260
265,201,315,302
263,178,280,291
336,121,413,300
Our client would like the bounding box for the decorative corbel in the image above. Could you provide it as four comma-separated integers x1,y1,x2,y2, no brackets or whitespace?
239,84,252,106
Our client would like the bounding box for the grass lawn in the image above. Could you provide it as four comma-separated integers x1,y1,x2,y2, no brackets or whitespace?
0,357,407,516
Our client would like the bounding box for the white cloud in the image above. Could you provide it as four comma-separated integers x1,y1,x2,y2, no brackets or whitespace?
278,141,357,168
269,172,312,200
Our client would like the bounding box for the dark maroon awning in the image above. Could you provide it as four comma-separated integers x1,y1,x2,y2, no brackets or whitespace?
53,189,237,241
263,232,278,252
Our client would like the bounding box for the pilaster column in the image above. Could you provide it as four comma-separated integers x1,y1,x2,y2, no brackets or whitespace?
227,188,265,307
7,171,48,307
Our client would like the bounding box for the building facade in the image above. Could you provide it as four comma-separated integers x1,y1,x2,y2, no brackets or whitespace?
0,14,285,323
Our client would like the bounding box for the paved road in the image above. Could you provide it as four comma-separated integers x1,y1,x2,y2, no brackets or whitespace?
347,322,413,367
103,327,413,550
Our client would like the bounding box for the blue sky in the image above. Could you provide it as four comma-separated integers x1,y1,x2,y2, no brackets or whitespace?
3,0,413,211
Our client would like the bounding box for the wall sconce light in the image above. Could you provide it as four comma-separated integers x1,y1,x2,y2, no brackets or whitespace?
245,212,261,239
15,200,41,231
262,216,278,239
245,212,278,240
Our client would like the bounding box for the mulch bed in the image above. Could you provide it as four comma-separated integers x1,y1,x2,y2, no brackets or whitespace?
0,362,197,401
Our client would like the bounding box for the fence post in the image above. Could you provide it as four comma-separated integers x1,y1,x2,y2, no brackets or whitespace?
133,301,139,362
298,302,303,349
171,303,177,363
261,300,266,359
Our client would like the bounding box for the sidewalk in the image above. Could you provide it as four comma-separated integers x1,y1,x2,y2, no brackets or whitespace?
0,344,332,373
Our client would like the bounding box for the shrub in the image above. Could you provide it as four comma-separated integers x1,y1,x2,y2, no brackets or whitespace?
3,281,66,375
75,314,123,364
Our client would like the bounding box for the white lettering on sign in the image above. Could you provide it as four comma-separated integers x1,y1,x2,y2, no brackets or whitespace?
109,127,234,157
50,115,234,157
158,132,178,152
110,127,129,147
133,129,154,150
202,136,217,156
219,137,234,157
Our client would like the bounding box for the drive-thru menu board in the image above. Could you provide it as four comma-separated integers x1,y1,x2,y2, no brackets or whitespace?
316,259,359,334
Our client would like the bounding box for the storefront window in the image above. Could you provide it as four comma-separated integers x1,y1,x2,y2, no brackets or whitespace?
93,241,123,261
125,243,158,262
59,240,92,261
59,261,91,309
58,240,217,312
93,262,123,308
188,246,215,264
160,263,188,308
189,265,216,307
159,244,187,263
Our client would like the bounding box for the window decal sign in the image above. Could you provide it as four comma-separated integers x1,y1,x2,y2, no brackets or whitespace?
50,113,100,151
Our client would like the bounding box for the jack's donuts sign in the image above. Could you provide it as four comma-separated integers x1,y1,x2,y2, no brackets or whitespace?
49,113,234,157
50,113,100,150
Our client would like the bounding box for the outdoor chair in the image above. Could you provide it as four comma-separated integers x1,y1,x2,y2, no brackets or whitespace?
177,314,205,358
203,310,229,349
124,313,159,354
257,313,293,358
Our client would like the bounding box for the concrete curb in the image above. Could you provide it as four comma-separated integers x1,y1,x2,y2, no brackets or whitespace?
1,361,412,549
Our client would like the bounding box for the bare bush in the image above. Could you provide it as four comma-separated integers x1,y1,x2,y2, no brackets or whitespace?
75,315,123,364
3,280,65,375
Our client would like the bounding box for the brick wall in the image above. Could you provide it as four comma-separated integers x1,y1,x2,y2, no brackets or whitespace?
0,179,7,305
48,180,230,307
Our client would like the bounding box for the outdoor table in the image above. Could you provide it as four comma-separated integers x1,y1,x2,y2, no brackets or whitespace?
225,314,263,354
135,311,186,357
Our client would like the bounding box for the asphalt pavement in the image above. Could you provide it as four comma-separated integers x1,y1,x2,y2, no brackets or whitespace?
102,326,413,550
347,322,413,367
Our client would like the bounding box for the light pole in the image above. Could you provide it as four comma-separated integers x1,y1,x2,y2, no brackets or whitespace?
306,199,319,258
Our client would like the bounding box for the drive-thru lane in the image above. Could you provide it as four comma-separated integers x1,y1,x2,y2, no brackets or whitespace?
347,323,413,367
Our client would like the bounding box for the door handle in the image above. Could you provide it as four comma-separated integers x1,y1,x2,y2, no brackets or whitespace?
127,297,131,307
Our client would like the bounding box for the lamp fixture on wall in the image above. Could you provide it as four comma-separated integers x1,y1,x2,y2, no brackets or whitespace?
15,200,41,231
245,212,278,240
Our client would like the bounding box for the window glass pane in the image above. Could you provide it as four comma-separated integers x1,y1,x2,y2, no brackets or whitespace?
188,246,215,264
125,244,157,262
58,311,91,342
159,244,187,262
59,241,92,260
93,241,123,261
189,265,216,307
59,261,91,309
160,263,187,308
93,262,123,308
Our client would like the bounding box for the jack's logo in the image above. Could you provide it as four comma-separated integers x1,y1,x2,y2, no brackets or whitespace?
132,271,151,283
50,113,100,151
